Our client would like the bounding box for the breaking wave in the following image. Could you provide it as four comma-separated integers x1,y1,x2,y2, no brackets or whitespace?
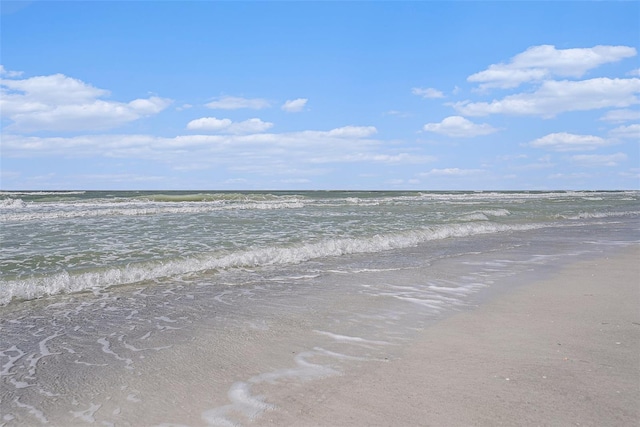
0,221,542,305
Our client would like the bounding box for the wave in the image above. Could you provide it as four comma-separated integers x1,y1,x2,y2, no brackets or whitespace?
457,213,489,222
562,210,640,220
0,191,86,196
0,200,305,221
132,192,294,203
456,209,511,222
0,221,544,305
0,198,27,209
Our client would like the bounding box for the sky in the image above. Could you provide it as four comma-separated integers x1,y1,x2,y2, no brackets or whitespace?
1,1,639,191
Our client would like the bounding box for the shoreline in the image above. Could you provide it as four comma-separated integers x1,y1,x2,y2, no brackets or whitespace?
259,246,640,426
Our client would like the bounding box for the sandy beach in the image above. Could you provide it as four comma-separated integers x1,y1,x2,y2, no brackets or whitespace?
260,247,640,426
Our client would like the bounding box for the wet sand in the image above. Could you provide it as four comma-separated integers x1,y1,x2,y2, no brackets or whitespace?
260,247,640,426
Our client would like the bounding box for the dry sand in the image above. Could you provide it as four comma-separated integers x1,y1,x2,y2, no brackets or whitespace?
259,247,640,426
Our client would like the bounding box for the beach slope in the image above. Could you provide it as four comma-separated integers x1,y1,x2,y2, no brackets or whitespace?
262,247,640,426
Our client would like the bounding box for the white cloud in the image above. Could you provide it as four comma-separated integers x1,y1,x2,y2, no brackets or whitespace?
514,159,556,171
0,125,383,164
608,124,640,140
205,96,270,110
186,117,273,134
0,65,23,78
570,153,627,167
619,168,640,179
549,172,591,180
454,78,640,117
309,152,435,164
527,132,612,152
1,73,108,112
187,117,233,131
422,116,499,137
468,45,637,89
75,173,164,183
278,178,311,184
412,87,444,99
628,68,640,77
228,118,274,134
418,168,484,177
327,126,377,138
497,154,528,161
599,109,640,123
281,98,308,112
0,72,171,132
9,97,170,132
384,110,412,118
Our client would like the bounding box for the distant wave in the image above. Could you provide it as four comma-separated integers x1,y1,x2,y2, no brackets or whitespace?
456,209,511,222
562,211,640,220
132,192,294,203
0,191,86,196
0,199,305,221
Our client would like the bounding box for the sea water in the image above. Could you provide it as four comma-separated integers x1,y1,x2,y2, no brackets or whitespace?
1,191,638,425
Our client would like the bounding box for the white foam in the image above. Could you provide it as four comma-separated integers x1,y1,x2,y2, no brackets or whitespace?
458,213,489,222
22,333,62,379
97,338,133,370
393,296,446,311
201,382,275,427
482,208,511,217
9,377,32,389
565,210,639,220
200,346,355,426
0,345,25,376
313,330,392,346
13,398,48,424
0,198,27,209
0,191,86,196
71,403,101,423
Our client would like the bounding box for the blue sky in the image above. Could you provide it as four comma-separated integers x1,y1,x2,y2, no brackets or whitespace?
1,1,639,190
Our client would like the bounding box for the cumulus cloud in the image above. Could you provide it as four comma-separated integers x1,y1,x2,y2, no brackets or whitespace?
422,116,499,137
0,72,171,132
454,78,640,117
570,153,628,167
412,87,444,99
205,96,270,110
186,117,273,134
468,45,637,90
527,132,613,152
281,98,308,112
186,117,233,131
1,73,110,107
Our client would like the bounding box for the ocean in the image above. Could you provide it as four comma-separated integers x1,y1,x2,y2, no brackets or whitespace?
1,190,639,425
